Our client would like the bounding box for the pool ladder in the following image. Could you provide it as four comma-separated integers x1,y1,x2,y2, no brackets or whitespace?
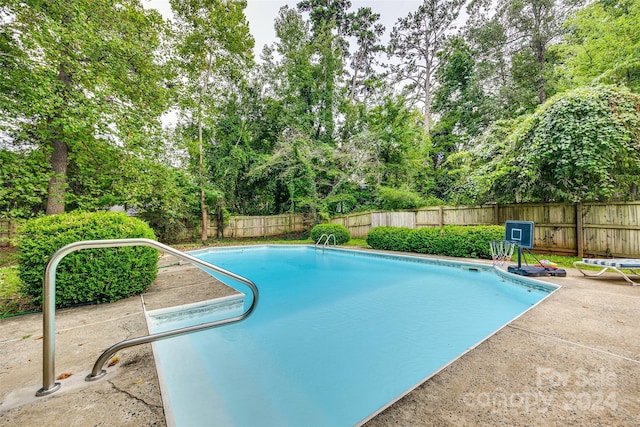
315,233,336,250
35,238,259,397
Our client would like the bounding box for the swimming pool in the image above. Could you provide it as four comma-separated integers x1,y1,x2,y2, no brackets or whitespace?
148,245,558,426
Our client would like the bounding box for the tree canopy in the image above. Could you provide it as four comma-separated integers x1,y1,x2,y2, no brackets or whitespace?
1,0,639,241
1,0,169,215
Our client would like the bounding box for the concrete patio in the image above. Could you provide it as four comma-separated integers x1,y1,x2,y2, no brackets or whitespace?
1,250,638,426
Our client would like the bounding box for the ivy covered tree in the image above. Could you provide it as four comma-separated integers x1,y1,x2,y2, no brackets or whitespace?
455,86,640,203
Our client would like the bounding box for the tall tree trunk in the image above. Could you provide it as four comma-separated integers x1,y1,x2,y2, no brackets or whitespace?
46,62,72,215
199,122,208,242
45,138,68,215
424,60,432,134
349,52,361,103
532,3,547,104
198,54,214,242
535,39,547,104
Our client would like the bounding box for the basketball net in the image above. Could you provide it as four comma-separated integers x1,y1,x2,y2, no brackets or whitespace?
490,240,516,267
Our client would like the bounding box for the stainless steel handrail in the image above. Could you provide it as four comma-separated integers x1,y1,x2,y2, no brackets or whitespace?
315,233,336,247
36,238,259,397
315,233,338,252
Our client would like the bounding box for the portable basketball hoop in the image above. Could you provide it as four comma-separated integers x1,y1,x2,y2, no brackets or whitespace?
490,240,516,267
499,220,567,277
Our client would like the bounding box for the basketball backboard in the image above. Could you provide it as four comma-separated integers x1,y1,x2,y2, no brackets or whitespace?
505,220,534,249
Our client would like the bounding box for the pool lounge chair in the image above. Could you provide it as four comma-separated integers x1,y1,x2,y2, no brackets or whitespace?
573,258,640,286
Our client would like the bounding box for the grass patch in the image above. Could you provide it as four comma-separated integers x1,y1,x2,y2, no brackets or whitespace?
0,266,21,298
0,247,18,267
342,238,369,248
1,248,37,317
0,265,37,317
525,252,582,269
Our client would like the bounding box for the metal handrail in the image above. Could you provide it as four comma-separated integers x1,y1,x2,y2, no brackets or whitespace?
315,233,336,247
36,238,259,397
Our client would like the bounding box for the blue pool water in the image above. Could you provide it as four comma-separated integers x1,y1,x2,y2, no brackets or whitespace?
149,245,557,426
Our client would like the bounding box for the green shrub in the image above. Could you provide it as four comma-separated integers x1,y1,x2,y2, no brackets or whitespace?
368,225,504,259
17,212,158,308
365,226,411,251
310,223,351,245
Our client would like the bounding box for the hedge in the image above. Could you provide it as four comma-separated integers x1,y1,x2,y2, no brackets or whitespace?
310,223,351,245
17,212,158,308
366,225,504,259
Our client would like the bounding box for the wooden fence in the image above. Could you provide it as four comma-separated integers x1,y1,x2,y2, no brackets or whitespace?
0,214,309,247
182,213,311,239
330,202,640,258
219,213,310,238
4,202,640,256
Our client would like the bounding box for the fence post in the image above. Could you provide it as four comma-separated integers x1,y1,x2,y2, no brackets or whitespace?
576,202,584,258
493,204,500,225
438,206,444,227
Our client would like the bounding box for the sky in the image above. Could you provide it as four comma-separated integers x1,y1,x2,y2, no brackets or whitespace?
145,1,436,58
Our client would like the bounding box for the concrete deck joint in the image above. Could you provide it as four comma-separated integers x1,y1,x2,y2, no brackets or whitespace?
508,324,640,365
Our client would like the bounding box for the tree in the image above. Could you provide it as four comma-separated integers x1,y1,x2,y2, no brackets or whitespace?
456,86,640,203
170,0,254,241
389,0,465,134
1,0,169,214
432,36,491,146
344,7,385,103
558,0,640,93
297,0,352,39
467,0,585,116
297,1,351,145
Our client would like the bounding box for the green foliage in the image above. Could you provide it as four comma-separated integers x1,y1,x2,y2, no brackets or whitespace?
517,86,640,201
17,212,158,308
365,226,411,252
558,0,640,93
432,36,490,145
2,0,639,233
458,86,640,203
310,223,350,245
367,225,504,259
115,158,200,243
0,150,49,219
450,118,524,204
2,0,170,213
377,187,425,210
322,193,357,216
